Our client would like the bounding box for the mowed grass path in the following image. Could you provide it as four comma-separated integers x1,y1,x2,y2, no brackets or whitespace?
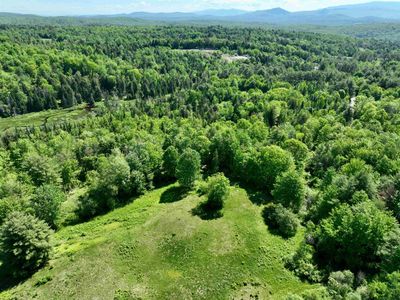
1,185,317,299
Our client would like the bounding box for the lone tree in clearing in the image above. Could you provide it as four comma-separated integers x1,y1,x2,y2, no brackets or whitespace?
205,173,230,211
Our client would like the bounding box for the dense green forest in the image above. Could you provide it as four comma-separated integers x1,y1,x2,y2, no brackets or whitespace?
1,25,400,299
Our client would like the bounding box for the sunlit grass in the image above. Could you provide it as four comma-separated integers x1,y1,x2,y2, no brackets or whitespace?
1,184,319,299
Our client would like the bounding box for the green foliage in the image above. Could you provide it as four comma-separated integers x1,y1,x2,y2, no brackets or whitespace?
130,170,146,196
205,173,230,211
340,159,377,200
22,153,60,186
162,146,179,179
0,211,53,278
283,139,310,168
97,150,132,198
315,202,399,272
300,288,331,300
30,184,66,228
0,24,400,296
286,241,322,283
0,173,30,224
285,294,303,300
60,159,79,191
248,145,295,191
209,128,240,173
311,160,379,221
368,272,400,300
262,203,299,238
385,173,400,221
272,170,306,212
77,150,146,220
327,270,355,300
176,149,201,189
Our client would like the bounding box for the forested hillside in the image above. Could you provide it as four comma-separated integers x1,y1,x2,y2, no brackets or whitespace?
1,25,400,299
1,25,400,117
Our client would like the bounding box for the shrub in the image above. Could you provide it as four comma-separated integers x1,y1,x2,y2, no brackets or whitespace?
286,241,322,283
327,270,355,300
385,173,400,221
262,203,299,238
368,271,400,300
176,148,201,189
30,184,66,228
285,294,303,300
205,173,230,211
301,288,331,300
76,174,118,220
0,212,53,278
76,194,104,221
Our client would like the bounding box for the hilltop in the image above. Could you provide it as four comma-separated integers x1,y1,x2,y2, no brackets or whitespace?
0,185,318,299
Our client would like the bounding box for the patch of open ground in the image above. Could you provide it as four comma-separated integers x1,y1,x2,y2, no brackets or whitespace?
0,185,318,299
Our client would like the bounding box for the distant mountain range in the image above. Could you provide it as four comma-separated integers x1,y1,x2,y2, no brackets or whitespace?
2,1,400,26
116,2,400,25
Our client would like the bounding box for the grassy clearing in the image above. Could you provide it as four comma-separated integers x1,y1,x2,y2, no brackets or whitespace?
0,105,88,132
1,184,318,299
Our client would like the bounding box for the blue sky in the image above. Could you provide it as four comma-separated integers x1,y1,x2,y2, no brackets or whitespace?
0,0,398,16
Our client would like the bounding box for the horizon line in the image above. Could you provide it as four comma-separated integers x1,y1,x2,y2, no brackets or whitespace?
1,1,400,18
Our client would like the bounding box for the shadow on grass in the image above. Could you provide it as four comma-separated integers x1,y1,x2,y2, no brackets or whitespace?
153,176,176,189
0,265,27,292
191,202,223,220
233,181,273,206
160,186,188,204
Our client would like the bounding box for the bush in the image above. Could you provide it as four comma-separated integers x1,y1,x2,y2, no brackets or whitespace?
368,271,400,300
327,270,355,300
76,178,118,221
176,148,201,189
30,184,66,229
205,173,230,210
76,194,104,221
301,288,331,300
286,241,322,283
285,294,303,300
262,203,299,238
0,211,53,278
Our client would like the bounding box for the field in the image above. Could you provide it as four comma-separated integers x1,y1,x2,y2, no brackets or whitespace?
0,184,317,299
0,105,88,133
